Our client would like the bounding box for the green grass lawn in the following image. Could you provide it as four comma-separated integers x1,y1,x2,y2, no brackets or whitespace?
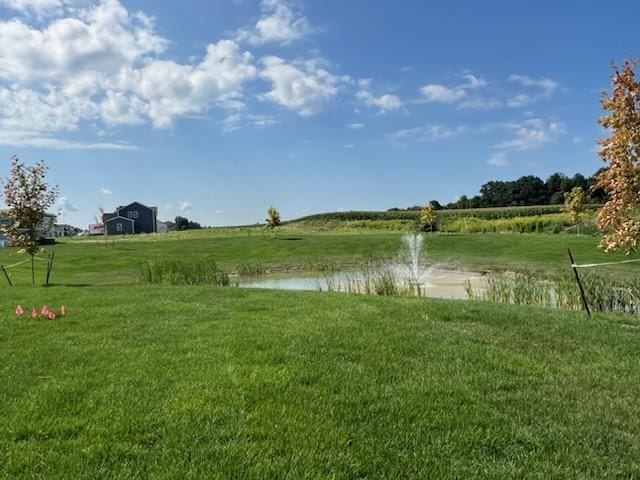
1,285,640,478
1,231,639,477
0,231,637,286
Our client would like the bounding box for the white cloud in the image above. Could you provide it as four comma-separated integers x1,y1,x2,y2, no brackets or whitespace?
0,0,257,146
58,196,79,212
509,74,558,96
100,187,112,194
419,73,488,105
458,97,502,109
236,0,311,45
341,143,355,149
420,84,466,103
178,201,192,212
0,129,136,149
259,56,346,116
0,86,99,133
386,125,465,144
495,118,564,150
113,40,257,128
572,136,583,144
347,122,364,129
0,0,81,18
215,209,222,215
356,87,402,112
0,1,167,83
487,152,508,167
461,74,488,89
223,112,279,132
506,94,534,108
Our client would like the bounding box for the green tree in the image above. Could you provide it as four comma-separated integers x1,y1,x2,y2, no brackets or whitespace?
174,216,189,230
265,206,281,236
546,172,569,202
564,186,588,234
457,195,470,209
1,156,59,285
596,60,640,252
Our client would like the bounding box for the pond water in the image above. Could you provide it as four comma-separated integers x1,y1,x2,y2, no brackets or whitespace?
238,268,483,300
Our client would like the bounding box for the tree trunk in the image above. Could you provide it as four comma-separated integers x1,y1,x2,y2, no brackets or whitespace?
31,255,35,286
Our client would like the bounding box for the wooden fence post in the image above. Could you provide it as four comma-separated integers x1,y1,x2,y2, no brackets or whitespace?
45,251,55,286
568,248,590,317
1,265,12,287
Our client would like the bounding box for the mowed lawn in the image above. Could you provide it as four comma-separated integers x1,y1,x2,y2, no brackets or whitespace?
1,285,640,478
0,231,638,286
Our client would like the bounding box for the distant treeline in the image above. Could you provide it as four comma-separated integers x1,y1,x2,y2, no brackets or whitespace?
389,169,606,211
165,216,202,231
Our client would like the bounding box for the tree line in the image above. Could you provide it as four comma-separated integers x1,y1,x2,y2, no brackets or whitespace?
390,169,606,211
165,216,201,231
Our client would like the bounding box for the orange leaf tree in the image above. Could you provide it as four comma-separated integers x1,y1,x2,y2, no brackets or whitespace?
419,203,438,233
595,60,640,253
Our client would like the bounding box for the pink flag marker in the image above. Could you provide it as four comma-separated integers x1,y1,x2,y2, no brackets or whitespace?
15,305,24,315
31,308,38,318
41,306,49,316
60,306,66,317
48,311,56,320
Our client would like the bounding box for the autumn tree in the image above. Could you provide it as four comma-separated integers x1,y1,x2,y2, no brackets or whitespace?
595,60,640,253
2,156,59,285
564,186,587,234
419,203,438,233
265,206,281,236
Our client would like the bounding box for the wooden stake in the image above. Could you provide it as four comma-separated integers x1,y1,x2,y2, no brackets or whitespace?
1,265,12,287
568,248,590,316
45,251,55,286
44,253,51,286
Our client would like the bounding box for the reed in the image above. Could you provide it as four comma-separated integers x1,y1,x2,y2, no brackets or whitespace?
467,268,640,316
236,262,267,276
320,260,422,297
442,213,597,235
139,258,230,286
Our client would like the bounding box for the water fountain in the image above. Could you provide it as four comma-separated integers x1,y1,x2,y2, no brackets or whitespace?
399,233,433,293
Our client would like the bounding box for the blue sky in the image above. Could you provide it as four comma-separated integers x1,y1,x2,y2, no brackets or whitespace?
0,0,635,227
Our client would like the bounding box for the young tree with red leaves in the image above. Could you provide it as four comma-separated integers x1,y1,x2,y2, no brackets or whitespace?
2,156,59,284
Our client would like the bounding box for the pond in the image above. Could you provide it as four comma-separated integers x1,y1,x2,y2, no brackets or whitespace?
237,267,483,300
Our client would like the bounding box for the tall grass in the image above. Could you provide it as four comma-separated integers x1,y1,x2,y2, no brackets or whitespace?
236,262,267,276
319,260,422,297
139,258,230,286
441,213,597,234
466,269,640,316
